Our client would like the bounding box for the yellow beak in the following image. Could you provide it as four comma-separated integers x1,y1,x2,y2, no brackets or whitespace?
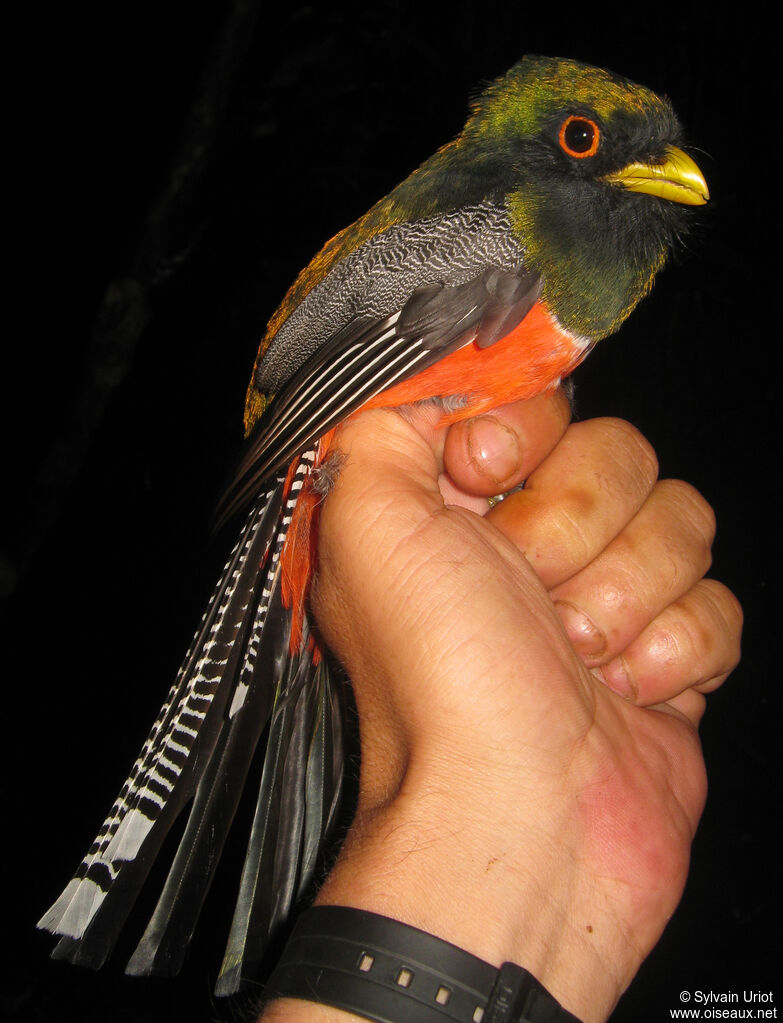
602,146,709,206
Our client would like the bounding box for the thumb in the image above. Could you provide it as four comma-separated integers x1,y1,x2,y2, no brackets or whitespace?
312,407,448,684
312,407,588,764
312,407,451,793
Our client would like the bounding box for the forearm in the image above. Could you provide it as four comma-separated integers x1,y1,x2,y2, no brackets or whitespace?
259,759,643,1023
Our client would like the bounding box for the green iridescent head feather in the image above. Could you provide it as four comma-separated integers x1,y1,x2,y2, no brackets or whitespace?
464,55,674,147
389,56,693,339
458,56,692,339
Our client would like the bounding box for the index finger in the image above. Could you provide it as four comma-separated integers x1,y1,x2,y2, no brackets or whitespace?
488,417,659,589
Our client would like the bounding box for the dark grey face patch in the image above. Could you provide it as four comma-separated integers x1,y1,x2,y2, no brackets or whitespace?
255,201,525,395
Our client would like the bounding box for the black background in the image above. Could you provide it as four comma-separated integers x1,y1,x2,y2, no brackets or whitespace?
3,3,777,1021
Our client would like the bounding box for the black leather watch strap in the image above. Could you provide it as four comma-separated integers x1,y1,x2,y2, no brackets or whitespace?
264,906,583,1023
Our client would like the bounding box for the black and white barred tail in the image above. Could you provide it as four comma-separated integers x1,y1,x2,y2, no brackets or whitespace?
38,450,344,995
38,212,546,996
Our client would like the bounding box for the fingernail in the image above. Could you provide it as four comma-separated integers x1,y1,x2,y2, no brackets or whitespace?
554,601,607,660
466,416,520,485
595,657,637,702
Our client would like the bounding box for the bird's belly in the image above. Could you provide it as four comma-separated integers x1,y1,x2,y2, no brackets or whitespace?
278,299,590,649
362,299,590,422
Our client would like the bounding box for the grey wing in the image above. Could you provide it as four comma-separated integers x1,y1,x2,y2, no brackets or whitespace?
219,201,539,522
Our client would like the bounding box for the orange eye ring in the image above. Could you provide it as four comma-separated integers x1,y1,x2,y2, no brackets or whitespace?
559,115,600,158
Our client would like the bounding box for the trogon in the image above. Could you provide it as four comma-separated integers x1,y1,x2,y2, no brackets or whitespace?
39,55,708,994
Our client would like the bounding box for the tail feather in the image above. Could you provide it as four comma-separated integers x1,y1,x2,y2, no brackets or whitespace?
213,648,313,995
298,660,344,897
40,487,283,962
215,643,343,995
268,648,343,934
124,590,292,977
269,653,318,920
39,453,343,987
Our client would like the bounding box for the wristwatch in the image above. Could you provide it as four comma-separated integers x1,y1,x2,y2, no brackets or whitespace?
264,906,583,1023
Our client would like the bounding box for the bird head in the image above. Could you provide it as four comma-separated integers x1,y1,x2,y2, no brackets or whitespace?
464,55,708,339
391,55,708,342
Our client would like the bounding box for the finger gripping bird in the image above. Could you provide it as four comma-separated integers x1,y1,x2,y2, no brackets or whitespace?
39,55,708,994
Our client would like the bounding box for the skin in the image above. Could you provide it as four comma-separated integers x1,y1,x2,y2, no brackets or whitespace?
259,389,741,1023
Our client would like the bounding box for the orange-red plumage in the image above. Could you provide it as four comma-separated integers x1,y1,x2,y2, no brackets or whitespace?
361,300,586,418
278,299,588,652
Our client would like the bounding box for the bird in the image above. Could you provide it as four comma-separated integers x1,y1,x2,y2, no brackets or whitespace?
38,54,708,995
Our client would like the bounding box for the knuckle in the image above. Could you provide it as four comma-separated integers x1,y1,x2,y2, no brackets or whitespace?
547,500,597,567
680,581,743,678
702,579,744,660
593,556,646,620
681,603,713,660
646,620,687,670
598,418,659,486
658,478,717,546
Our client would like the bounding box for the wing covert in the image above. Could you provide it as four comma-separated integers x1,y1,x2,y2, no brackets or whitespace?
219,263,540,524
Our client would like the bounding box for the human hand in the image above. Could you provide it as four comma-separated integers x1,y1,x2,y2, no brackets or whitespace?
446,395,738,712
262,391,741,1023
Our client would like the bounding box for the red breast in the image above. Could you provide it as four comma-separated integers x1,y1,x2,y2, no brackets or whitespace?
279,300,589,651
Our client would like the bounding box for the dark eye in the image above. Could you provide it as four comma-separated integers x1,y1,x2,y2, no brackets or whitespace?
559,115,600,158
